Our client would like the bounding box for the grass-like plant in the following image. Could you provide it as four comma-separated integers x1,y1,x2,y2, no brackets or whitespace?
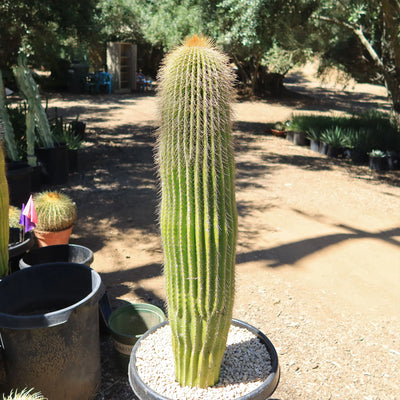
157,35,237,388
0,143,9,277
2,388,46,400
34,191,77,232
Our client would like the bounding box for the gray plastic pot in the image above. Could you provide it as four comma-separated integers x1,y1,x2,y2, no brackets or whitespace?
128,319,280,400
0,262,104,400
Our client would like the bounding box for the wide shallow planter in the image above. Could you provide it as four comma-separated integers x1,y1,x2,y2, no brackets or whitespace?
6,161,33,207
0,263,105,400
34,225,73,247
108,303,166,373
19,243,94,269
129,319,280,400
8,227,35,273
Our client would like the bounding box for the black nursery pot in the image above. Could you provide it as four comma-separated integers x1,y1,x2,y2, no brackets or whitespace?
6,161,33,206
128,319,280,400
369,156,387,171
35,144,69,184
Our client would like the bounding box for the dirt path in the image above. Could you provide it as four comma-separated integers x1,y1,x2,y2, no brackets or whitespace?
46,70,400,399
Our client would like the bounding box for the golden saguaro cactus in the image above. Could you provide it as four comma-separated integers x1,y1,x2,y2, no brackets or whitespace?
157,35,237,388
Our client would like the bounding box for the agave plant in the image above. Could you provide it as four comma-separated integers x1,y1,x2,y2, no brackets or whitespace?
157,35,237,388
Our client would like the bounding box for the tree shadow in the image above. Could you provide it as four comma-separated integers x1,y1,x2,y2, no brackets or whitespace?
237,209,400,267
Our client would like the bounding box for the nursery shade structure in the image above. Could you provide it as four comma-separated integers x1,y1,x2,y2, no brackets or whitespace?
157,35,238,388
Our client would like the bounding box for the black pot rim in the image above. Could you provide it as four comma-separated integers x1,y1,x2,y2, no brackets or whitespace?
8,228,34,258
128,318,280,400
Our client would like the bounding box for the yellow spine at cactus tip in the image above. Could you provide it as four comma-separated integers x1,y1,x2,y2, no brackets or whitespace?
184,34,211,48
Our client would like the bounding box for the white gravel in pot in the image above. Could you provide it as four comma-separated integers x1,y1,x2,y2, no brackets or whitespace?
135,324,273,400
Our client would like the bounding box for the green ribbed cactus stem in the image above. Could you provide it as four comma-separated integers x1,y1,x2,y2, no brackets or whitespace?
34,191,77,232
0,70,19,161
13,54,54,154
0,143,10,277
157,35,237,388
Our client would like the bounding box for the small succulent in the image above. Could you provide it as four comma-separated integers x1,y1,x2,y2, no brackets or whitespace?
368,149,386,158
2,388,46,400
34,191,77,232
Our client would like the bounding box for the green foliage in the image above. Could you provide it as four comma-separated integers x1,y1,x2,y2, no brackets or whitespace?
313,0,400,113
289,111,400,151
2,388,47,400
0,143,9,277
50,111,84,150
320,126,349,147
5,102,28,160
34,191,77,232
157,35,237,388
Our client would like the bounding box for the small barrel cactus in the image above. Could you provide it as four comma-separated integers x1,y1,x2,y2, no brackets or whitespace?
157,35,237,388
34,191,77,232
0,143,9,277
9,205,22,228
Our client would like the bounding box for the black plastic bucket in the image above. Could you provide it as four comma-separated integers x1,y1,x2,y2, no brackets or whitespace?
19,244,94,269
0,263,104,400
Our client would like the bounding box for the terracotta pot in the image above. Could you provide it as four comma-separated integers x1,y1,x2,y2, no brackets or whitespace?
34,225,74,247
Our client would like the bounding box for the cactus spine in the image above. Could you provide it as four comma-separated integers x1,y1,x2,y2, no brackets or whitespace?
157,35,237,388
34,191,76,232
0,143,9,277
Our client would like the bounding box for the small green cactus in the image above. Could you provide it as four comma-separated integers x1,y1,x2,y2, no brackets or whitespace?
157,35,237,388
9,205,22,228
0,143,9,277
2,388,47,400
34,191,77,232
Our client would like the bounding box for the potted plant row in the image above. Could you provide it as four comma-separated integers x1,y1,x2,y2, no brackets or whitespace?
128,35,280,400
1,56,85,205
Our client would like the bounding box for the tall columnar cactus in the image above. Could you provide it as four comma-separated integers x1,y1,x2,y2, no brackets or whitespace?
157,35,238,388
34,191,77,232
0,143,10,277
13,54,54,167
0,70,19,161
